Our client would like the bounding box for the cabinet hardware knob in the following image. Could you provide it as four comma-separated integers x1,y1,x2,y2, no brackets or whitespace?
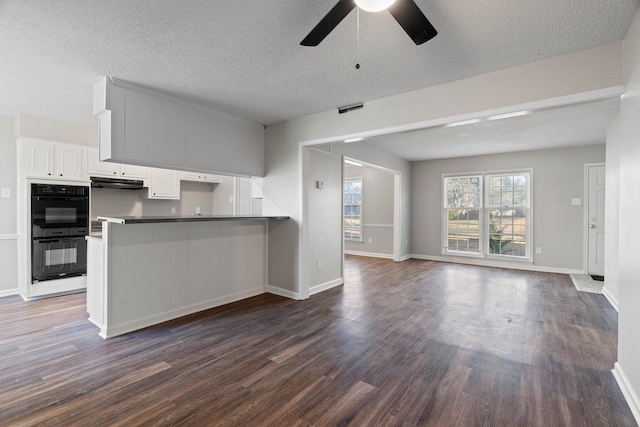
60,174,63,176
113,172,116,175
47,173,51,176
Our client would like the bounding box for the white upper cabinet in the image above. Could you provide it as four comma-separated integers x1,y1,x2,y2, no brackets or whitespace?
124,89,187,166
23,139,85,181
55,144,84,180
180,171,221,183
120,164,148,179
24,139,55,178
86,148,119,177
85,148,148,180
94,78,264,177
148,168,180,200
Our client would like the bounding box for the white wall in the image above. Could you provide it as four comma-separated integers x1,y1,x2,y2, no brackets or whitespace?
605,113,621,308
616,7,640,422
0,115,18,295
410,145,605,271
17,113,98,147
307,148,343,288
344,164,395,256
264,43,623,294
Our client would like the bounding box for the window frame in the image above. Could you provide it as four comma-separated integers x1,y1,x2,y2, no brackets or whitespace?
344,176,364,242
441,168,533,263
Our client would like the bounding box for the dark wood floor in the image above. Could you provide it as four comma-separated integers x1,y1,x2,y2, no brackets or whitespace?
0,256,635,426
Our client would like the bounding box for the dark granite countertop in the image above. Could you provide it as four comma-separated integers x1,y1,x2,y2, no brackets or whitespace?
97,215,289,224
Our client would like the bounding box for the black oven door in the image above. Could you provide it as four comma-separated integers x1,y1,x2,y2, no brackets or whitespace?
31,196,89,229
32,237,87,282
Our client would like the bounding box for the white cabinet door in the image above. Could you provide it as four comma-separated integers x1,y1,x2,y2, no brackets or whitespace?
120,163,148,179
148,168,180,199
180,171,221,183
24,140,55,178
86,148,119,177
124,89,187,166
55,144,84,180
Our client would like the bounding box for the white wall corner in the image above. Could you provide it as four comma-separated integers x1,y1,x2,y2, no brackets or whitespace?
265,284,300,300
612,362,640,425
309,278,344,296
602,287,619,312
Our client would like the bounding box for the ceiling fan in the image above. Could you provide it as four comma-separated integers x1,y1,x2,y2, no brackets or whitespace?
301,0,437,47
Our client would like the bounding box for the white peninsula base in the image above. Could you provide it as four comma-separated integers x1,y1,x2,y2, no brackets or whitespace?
87,216,282,338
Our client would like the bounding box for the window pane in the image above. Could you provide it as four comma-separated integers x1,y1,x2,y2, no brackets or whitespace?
445,176,481,208
489,208,527,257
446,208,480,254
344,178,363,240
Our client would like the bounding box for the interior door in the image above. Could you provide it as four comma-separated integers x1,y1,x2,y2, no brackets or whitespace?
588,165,605,276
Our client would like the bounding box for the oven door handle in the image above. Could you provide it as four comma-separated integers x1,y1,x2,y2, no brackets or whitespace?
33,196,88,201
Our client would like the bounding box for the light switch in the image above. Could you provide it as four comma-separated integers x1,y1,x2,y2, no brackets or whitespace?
1,188,10,199
316,181,324,190
571,198,581,205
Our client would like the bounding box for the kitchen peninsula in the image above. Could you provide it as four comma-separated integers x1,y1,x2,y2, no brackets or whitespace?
87,215,288,338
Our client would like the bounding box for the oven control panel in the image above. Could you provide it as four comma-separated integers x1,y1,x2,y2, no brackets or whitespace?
32,184,88,196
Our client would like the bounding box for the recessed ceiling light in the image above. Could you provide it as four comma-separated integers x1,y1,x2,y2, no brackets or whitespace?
487,110,530,121
444,118,482,128
344,137,364,143
345,159,363,167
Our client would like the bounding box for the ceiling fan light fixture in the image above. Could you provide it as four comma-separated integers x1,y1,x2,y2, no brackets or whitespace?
354,0,397,12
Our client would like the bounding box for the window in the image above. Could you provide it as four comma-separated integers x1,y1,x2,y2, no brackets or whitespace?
443,171,531,260
487,173,529,257
344,177,363,241
444,176,481,254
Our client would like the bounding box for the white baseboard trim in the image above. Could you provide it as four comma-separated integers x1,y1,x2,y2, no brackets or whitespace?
399,254,412,262
0,288,20,298
345,250,394,260
612,362,640,425
409,254,584,275
309,278,344,296
265,284,300,300
100,286,265,339
602,287,619,312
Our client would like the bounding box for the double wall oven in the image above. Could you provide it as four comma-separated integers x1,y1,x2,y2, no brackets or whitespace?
31,183,89,283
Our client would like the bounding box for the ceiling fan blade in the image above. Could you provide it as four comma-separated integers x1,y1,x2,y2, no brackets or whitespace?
387,0,437,45
301,0,356,46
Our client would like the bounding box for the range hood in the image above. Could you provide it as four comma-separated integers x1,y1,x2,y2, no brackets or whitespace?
91,176,146,190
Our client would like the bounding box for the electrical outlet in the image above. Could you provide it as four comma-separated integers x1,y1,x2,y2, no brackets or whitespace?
316,259,322,268
229,196,233,204
245,264,250,272
571,198,581,205
368,238,373,243
171,207,176,214
1,188,10,198
536,247,542,254
406,239,408,245
196,207,201,214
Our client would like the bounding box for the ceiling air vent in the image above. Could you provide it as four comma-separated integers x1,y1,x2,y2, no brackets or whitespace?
338,103,363,114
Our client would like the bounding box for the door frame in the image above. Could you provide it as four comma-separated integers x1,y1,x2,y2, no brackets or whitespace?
342,156,402,270
583,162,606,275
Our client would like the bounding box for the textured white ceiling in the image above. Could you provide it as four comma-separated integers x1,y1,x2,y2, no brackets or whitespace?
362,98,620,161
0,0,637,126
